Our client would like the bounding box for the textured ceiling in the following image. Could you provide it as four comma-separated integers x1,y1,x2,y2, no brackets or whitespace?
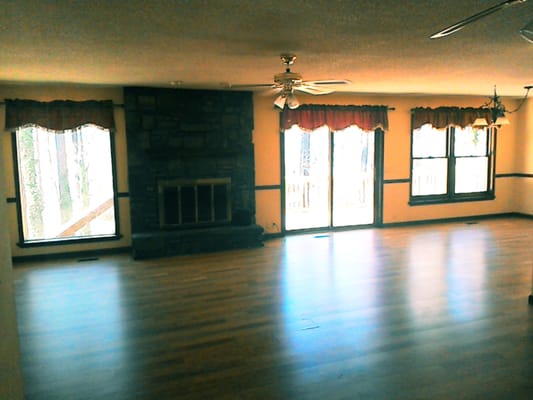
1,0,532,96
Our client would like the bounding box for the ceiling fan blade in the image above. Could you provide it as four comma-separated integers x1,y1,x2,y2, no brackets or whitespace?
295,84,335,95
304,79,351,85
520,19,533,42
429,0,527,39
229,83,276,89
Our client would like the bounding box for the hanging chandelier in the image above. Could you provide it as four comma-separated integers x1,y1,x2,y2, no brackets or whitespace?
473,85,532,127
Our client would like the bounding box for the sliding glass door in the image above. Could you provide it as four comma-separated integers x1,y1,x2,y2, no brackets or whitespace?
284,124,375,231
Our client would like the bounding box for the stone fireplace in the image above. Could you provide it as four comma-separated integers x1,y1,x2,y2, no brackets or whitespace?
124,87,263,259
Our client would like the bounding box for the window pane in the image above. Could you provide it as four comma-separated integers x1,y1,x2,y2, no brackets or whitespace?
332,126,374,226
181,186,195,224
197,185,212,222
16,125,116,242
454,127,488,157
455,157,489,193
284,125,330,230
412,158,447,196
412,124,447,158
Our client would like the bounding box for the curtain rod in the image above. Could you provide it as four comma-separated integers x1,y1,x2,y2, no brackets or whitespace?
0,101,393,110
0,101,124,107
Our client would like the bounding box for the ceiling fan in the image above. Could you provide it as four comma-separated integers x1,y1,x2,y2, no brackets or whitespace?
235,53,350,109
430,0,532,40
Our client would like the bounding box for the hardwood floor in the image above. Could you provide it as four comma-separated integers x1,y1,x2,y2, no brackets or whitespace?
13,217,533,399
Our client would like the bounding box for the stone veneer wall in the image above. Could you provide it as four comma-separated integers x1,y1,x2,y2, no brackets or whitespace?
124,87,262,257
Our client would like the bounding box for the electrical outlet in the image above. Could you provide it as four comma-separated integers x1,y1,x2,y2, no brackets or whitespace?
265,222,279,233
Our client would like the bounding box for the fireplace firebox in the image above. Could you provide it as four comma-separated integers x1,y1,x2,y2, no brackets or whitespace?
159,178,231,228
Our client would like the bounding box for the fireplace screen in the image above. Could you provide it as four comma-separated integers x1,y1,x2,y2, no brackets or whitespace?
159,178,231,227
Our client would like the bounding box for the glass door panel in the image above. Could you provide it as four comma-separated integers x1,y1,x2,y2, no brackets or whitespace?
284,125,330,230
332,126,374,226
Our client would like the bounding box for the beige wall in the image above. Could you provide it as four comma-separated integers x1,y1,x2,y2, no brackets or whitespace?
0,84,530,258
515,97,533,215
253,92,528,227
0,126,24,399
0,85,130,258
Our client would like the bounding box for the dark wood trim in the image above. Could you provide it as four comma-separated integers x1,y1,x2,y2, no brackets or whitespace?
280,124,286,233
109,130,122,238
11,131,25,243
496,173,533,178
12,246,131,264
383,174,533,185
517,212,533,220
255,185,281,191
6,193,131,202
374,128,384,226
409,193,496,206
328,130,334,228
529,295,533,306
384,178,410,184
488,127,495,193
17,234,123,248
447,126,455,197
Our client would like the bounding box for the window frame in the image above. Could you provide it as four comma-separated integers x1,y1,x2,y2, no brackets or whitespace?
11,126,122,247
409,124,496,206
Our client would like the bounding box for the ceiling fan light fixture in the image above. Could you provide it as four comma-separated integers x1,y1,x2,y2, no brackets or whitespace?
286,92,300,109
274,94,287,109
520,19,533,43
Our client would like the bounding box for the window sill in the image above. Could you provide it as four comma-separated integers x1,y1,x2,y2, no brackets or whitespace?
409,194,495,206
17,234,123,248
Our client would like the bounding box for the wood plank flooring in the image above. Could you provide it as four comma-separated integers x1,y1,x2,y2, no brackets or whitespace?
13,217,533,399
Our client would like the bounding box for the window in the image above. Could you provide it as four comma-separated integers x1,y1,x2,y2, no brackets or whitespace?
14,124,118,244
410,123,495,204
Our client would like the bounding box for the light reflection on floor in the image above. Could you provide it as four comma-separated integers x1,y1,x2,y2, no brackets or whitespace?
279,230,383,384
277,225,496,391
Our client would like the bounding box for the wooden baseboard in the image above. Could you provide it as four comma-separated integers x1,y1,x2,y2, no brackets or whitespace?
381,212,532,228
263,232,284,240
12,247,131,264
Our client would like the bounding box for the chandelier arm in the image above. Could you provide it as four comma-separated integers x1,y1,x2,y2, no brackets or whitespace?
507,86,532,113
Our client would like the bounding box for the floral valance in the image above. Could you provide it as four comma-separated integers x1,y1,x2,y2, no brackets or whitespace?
5,99,115,132
281,104,389,132
411,106,491,130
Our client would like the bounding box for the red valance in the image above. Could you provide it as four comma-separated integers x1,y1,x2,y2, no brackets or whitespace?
281,104,389,131
411,107,491,130
5,99,115,132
